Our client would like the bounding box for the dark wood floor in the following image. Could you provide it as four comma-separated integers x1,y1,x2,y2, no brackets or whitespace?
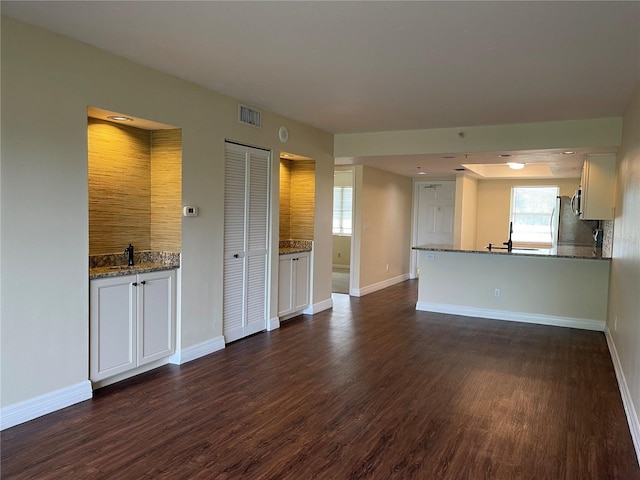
2,280,639,479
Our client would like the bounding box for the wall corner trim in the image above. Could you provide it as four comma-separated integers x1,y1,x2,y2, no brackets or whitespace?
169,336,225,365
268,317,280,331
0,380,93,431
605,325,640,464
304,297,333,315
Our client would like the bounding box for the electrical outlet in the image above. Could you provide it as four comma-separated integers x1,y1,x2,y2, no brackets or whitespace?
494,288,501,298
615,315,618,331
386,264,389,272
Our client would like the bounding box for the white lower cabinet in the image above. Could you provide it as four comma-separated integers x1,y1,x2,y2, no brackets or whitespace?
90,269,176,382
278,252,310,317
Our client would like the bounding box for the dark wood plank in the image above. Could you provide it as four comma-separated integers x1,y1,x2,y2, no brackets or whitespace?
2,280,638,479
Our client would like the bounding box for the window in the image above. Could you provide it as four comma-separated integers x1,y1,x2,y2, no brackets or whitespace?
333,186,352,235
510,186,558,244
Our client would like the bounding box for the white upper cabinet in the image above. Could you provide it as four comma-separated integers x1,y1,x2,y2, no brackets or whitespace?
580,154,616,220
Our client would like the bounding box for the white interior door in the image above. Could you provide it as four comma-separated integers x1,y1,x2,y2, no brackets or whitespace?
223,142,270,343
411,181,455,277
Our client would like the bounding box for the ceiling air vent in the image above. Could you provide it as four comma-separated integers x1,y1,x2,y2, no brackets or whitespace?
238,104,262,128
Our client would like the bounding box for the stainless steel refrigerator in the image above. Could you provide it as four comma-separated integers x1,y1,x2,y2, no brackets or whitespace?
551,196,598,247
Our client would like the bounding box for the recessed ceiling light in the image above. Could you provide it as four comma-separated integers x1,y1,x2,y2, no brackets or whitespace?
499,154,512,158
416,167,427,175
107,115,133,122
507,162,525,170
562,151,575,155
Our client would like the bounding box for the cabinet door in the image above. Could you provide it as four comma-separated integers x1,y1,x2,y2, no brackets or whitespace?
293,254,311,311
278,256,294,316
90,275,137,381
581,154,616,220
137,270,176,366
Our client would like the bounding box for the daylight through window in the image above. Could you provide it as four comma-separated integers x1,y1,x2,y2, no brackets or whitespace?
333,186,352,235
510,186,559,244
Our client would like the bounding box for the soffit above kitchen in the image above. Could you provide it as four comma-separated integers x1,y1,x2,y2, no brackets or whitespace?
335,146,618,180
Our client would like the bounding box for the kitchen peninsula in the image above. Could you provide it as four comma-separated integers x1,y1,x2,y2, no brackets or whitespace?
413,245,611,331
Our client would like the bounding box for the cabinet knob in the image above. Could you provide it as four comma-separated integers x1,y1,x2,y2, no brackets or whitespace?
233,254,239,258
132,282,138,286
141,280,146,285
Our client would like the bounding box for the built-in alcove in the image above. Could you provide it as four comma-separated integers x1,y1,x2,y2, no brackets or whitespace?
279,155,315,240
87,109,182,256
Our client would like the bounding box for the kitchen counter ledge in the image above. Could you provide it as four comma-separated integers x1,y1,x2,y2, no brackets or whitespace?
412,244,609,261
89,251,180,280
90,262,179,280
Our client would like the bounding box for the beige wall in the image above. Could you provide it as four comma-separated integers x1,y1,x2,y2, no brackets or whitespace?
475,178,580,250
1,16,333,408
454,174,479,249
357,166,413,289
417,251,610,329
332,235,351,267
607,81,640,443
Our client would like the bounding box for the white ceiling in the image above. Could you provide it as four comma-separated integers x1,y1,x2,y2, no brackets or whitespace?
3,1,639,178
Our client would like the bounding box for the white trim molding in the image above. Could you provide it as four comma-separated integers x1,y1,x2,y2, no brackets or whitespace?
1,380,93,431
605,325,640,463
351,274,409,297
415,302,605,332
169,336,225,365
303,297,333,315
268,316,280,331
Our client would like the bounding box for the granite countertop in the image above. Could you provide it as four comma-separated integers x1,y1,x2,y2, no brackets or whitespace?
279,239,313,256
412,244,609,261
90,251,180,279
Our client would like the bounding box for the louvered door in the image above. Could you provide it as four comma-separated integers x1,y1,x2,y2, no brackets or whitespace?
223,142,270,343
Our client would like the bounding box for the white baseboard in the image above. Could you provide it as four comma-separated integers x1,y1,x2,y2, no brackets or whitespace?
605,325,640,463
303,297,333,315
332,264,349,271
268,316,280,331
279,298,334,321
169,336,225,365
415,302,605,332
351,273,409,297
1,380,92,431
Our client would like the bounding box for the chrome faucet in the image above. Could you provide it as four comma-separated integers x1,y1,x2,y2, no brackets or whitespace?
125,244,134,266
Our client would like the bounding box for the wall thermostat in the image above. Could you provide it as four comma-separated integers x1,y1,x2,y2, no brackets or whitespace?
183,206,199,217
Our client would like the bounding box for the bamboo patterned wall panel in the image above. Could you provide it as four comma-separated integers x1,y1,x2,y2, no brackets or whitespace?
279,159,315,241
151,129,182,252
88,118,151,255
279,160,292,240
289,160,315,240
88,118,182,255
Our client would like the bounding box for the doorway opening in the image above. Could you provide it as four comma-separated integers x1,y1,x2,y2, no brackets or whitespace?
332,168,353,294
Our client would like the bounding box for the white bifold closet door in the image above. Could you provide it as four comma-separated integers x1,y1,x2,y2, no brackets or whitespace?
223,142,270,343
